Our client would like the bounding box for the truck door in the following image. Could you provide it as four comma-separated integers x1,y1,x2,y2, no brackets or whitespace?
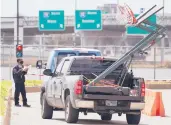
46,77,56,106
54,59,71,108
52,59,64,108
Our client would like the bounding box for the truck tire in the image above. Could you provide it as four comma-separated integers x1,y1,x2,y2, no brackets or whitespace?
41,93,53,119
65,95,79,123
40,92,43,105
126,113,141,124
101,114,112,120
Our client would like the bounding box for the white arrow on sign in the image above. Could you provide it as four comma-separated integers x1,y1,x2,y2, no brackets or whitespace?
77,24,80,28
60,24,63,28
96,24,100,28
41,24,44,28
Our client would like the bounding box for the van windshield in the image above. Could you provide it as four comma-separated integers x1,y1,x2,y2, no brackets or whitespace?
56,52,98,65
57,52,76,65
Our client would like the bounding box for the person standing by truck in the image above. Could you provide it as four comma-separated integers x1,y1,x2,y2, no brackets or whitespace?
12,58,31,107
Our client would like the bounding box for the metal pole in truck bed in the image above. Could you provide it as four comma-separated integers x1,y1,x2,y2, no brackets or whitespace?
88,5,166,86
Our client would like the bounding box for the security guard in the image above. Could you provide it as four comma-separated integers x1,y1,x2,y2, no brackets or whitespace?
13,58,31,107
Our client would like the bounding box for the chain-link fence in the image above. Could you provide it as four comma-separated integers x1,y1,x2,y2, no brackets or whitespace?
1,35,171,46
1,35,171,80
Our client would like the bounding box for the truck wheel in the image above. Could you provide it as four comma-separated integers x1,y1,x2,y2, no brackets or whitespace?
41,93,53,119
65,95,79,123
101,114,112,120
126,113,141,124
40,92,43,105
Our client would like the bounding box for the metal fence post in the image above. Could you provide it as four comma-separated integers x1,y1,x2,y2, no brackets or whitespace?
154,47,156,80
2,45,4,65
9,45,12,80
39,36,43,80
161,38,165,64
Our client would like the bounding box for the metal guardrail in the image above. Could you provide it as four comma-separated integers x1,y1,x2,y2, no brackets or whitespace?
23,14,171,27
22,14,123,27
1,14,171,28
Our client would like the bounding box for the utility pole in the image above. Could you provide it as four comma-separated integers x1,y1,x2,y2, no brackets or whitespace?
17,0,19,45
161,0,165,64
74,0,77,47
163,0,165,21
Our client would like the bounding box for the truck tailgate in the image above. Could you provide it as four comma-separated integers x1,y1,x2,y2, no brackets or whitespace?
84,86,130,95
83,86,143,101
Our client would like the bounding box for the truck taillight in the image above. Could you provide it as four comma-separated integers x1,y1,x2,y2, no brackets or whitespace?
141,81,145,97
74,80,83,95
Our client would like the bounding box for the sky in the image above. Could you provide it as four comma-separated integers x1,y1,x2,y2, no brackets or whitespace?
1,0,171,17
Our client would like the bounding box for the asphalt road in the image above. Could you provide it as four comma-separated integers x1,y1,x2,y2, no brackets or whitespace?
10,92,171,125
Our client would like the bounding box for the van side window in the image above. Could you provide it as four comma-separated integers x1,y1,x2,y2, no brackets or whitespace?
60,60,71,75
55,60,64,74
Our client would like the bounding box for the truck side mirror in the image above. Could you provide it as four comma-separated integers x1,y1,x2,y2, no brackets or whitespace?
36,60,43,69
43,69,53,76
42,63,47,69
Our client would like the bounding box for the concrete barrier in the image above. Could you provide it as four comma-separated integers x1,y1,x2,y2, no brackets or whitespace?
145,80,171,89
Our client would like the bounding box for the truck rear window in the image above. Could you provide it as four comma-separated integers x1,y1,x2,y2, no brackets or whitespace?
79,53,96,56
70,59,123,73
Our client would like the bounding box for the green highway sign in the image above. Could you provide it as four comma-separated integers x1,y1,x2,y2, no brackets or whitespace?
39,10,65,31
75,10,102,30
127,14,156,35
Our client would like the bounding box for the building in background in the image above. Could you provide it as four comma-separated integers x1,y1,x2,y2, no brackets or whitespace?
97,4,118,14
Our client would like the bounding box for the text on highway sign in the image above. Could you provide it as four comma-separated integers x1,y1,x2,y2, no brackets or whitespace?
39,10,65,31
75,10,102,30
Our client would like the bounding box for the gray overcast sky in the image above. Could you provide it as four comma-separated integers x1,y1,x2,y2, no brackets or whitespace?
1,0,171,17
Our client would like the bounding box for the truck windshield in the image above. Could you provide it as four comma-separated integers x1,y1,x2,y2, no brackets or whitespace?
56,52,97,65
70,59,123,73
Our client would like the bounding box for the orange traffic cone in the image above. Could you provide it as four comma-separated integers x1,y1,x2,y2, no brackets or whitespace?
142,90,165,117
157,92,165,117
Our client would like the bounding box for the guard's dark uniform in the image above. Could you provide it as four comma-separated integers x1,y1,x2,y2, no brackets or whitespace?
12,64,27,105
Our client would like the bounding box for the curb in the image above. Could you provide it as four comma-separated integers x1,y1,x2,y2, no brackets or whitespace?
3,88,12,125
10,86,41,101
145,80,171,89
145,84,171,89
25,86,41,93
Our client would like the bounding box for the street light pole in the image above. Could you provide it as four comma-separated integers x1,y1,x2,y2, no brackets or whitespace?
17,0,19,45
117,0,119,5
74,0,77,47
163,0,165,21
75,0,77,10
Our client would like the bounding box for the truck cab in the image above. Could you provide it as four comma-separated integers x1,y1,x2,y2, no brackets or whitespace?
37,48,101,103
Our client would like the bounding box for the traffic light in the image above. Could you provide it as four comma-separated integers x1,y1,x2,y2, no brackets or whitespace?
16,44,23,58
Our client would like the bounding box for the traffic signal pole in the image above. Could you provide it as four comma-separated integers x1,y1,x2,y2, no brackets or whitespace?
16,44,23,58
17,0,19,45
